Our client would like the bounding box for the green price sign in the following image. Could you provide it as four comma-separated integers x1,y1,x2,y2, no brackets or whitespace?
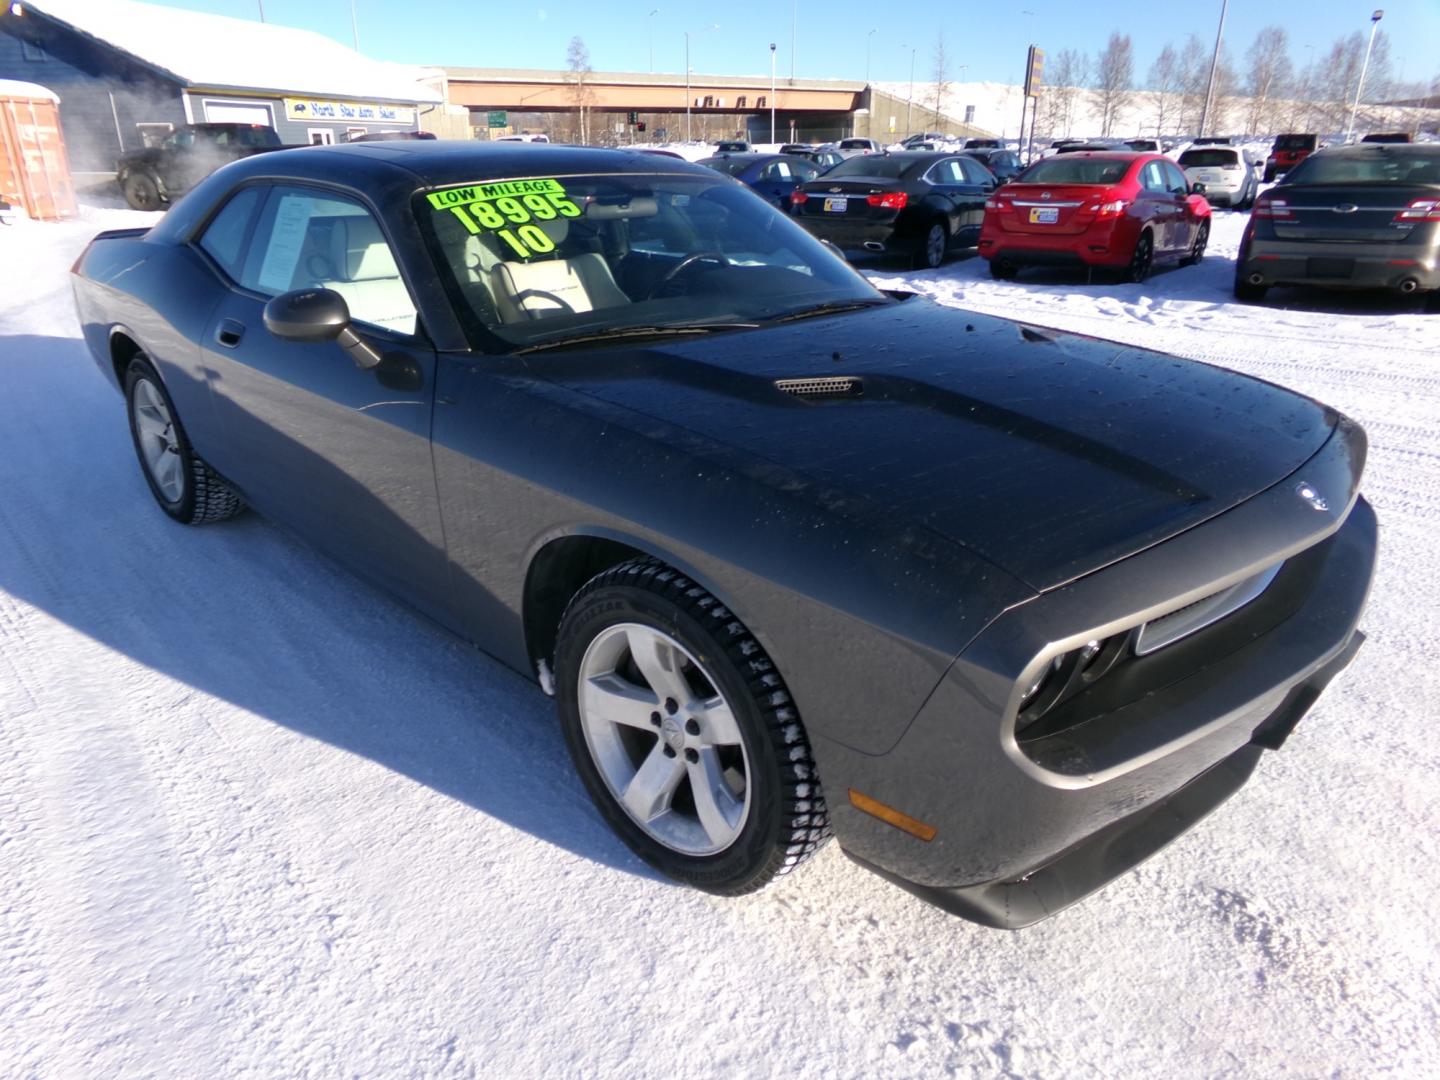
487,110,508,129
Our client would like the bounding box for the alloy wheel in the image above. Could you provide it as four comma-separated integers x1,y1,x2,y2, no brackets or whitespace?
1126,232,1153,283
576,622,751,856
130,377,185,502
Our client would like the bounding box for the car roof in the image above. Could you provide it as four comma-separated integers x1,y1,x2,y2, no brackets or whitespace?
1309,143,1437,159
224,140,708,189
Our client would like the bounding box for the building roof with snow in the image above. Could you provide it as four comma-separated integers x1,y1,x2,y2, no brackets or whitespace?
11,0,439,104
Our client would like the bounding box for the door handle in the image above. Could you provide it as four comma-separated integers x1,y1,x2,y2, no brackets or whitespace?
214,319,245,348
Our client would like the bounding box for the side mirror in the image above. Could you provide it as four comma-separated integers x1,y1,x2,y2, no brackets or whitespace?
263,288,381,370
1190,182,1207,195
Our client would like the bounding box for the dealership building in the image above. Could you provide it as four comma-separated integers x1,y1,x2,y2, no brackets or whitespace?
0,0,438,176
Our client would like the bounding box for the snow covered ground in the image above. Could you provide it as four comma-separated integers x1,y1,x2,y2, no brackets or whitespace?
1,204,1437,1078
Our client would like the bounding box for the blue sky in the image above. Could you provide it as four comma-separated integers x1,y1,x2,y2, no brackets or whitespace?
160,0,1439,86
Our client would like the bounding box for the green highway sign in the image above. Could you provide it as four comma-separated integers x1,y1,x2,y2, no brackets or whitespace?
487,110,508,129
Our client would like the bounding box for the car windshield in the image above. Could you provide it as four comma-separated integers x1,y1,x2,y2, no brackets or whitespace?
1178,149,1239,167
1274,135,1315,150
1018,157,1131,185
1284,150,1440,186
418,171,884,349
824,156,913,179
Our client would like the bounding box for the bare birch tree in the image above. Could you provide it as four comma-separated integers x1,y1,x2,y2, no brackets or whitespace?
1094,32,1134,137
1177,34,1209,134
929,33,952,127
1147,43,1181,137
1243,27,1293,135
1040,48,1087,138
565,36,595,144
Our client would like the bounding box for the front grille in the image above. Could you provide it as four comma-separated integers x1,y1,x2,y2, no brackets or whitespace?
774,376,862,399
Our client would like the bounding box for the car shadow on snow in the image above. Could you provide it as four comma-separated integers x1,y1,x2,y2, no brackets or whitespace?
0,333,668,885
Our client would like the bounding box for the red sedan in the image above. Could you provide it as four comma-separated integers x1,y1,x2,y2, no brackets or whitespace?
979,152,1211,283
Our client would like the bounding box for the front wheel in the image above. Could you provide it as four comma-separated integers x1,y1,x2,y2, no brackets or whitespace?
1181,220,1210,266
555,559,830,895
121,171,162,211
125,356,244,524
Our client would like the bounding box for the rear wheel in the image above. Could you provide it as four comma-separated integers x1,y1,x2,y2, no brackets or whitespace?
912,220,948,269
121,171,162,212
1122,230,1154,284
1181,220,1210,266
1234,276,1269,302
555,559,830,895
124,356,244,524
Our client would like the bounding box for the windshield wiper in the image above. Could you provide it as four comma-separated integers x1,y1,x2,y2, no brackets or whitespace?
764,298,891,324
514,322,757,354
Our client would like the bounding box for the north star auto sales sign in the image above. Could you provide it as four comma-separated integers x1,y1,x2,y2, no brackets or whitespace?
284,99,416,125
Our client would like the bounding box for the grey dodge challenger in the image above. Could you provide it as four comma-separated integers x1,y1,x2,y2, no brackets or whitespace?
71,142,1376,928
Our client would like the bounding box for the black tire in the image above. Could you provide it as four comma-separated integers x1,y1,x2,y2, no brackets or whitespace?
1233,277,1269,302
555,558,830,895
124,356,244,525
1123,230,1154,284
121,171,162,212
1181,219,1210,267
912,219,948,269
989,259,1019,281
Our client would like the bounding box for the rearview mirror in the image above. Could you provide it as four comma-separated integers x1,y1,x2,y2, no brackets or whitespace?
263,288,381,370
1190,181,1207,195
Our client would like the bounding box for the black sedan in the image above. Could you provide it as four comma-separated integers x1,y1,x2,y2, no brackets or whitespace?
696,152,820,209
1237,143,1440,307
72,142,1375,928
792,150,998,268
961,147,1023,183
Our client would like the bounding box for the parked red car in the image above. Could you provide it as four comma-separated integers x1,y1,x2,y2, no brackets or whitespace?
979,152,1211,283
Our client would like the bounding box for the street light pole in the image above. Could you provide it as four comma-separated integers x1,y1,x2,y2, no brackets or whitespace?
1346,9,1385,142
685,31,692,141
349,0,359,51
770,43,777,144
790,0,796,80
256,0,265,20
648,9,659,74
1198,0,1230,138
865,28,876,85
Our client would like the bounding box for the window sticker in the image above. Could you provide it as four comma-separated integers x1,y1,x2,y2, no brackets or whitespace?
426,178,582,259
257,193,314,293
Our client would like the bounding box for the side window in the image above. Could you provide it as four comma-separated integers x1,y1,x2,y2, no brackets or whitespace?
959,158,989,184
794,161,818,181
1165,163,1189,194
198,185,263,281
1141,162,1168,193
772,160,793,180
239,186,418,335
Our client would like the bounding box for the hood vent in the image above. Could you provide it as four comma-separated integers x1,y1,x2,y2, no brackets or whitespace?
775,376,862,400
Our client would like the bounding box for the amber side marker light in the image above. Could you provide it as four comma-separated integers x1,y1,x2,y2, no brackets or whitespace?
847,789,937,842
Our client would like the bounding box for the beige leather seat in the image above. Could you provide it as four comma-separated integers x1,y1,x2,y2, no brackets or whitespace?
489,217,630,323
320,215,418,334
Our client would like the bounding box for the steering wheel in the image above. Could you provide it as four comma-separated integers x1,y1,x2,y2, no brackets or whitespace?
647,251,731,298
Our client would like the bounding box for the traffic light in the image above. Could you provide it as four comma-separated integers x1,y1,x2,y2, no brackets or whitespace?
636,121,646,132
627,111,639,125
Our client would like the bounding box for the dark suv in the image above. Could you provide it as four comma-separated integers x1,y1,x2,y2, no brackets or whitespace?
117,123,288,210
1265,134,1318,182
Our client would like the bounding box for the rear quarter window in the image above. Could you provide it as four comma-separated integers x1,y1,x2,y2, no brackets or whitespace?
197,186,263,281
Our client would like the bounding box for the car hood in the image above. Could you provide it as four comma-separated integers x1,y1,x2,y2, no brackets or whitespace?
531,298,1335,591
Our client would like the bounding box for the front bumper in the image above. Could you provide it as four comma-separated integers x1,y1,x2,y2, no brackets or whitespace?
819,422,1376,927
1240,237,1440,292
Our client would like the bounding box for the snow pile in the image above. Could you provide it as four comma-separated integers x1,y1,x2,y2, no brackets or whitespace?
14,0,439,103
0,204,1437,1076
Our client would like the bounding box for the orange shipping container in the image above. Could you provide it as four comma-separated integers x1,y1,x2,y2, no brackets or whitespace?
0,78,77,222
